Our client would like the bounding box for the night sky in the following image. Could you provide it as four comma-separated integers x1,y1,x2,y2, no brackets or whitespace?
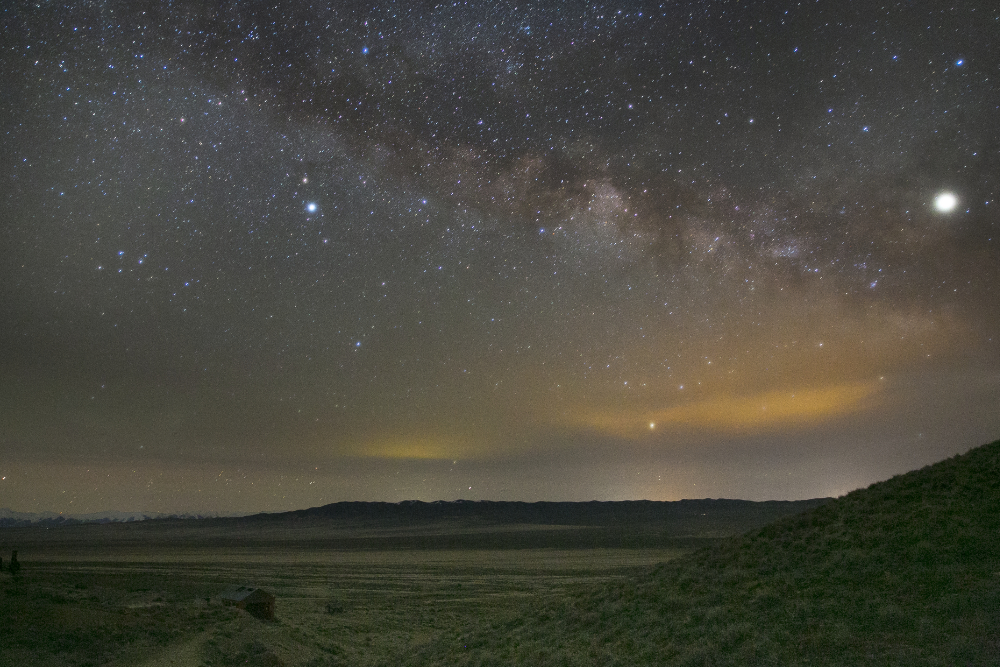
2,1,998,515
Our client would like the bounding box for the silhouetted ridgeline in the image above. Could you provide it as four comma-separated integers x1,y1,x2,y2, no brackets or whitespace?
240,498,834,549
402,439,1000,665
0,500,828,530
260,497,831,529
1,498,830,552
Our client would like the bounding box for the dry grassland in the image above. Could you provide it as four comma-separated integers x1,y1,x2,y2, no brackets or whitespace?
1,546,688,666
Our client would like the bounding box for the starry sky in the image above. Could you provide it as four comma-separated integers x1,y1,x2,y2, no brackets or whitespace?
2,1,998,515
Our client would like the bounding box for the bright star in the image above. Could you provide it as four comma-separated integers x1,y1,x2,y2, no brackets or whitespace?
306,202,317,213
934,192,958,213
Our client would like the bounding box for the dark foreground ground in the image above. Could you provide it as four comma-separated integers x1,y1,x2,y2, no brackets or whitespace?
0,498,821,666
0,548,681,667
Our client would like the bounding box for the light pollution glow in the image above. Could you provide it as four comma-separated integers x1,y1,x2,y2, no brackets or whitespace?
561,381,883,440
349,381,884,460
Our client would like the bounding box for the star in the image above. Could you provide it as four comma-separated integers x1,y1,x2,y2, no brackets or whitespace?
933,193,958,213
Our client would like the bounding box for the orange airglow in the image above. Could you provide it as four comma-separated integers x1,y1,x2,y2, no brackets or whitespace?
565,381,882,439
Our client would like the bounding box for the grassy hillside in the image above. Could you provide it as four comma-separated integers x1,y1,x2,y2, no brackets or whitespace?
403,440,1000,666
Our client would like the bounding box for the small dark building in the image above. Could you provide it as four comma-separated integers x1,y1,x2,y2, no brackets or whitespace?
220,585,275,620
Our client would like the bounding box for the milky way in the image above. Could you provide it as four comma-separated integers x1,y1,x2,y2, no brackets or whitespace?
2,1,998,514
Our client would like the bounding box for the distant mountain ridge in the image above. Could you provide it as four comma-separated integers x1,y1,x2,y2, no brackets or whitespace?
1,498,831,537
1,497,834,553
258,497,833,530
0,508,216,527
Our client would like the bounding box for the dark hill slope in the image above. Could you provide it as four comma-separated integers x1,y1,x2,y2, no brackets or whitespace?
403,439,1000,666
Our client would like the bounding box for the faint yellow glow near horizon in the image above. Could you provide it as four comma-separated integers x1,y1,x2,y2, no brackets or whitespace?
564,381,883,439
355,436,470,460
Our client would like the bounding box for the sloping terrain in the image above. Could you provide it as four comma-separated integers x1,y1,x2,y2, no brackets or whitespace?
403,439,1000,666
